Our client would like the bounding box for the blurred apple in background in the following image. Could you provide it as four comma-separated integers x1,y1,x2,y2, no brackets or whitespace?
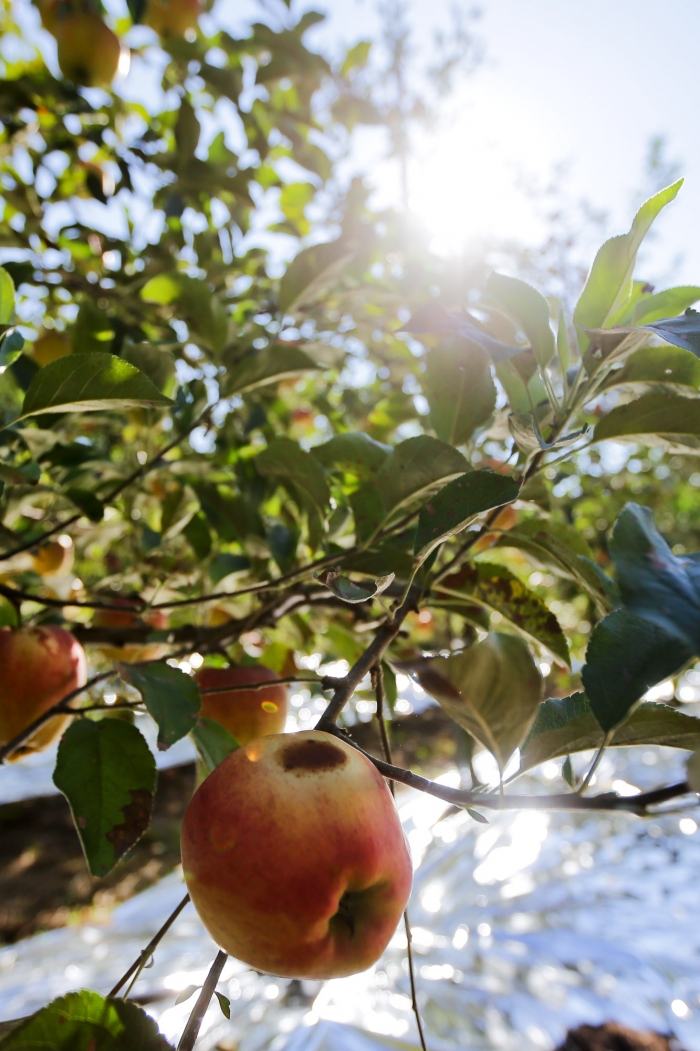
181,730,412,979
0,626,87,759
50,3,126,89
32,329,71,367
143,0,201,37
31,535,74,578
92,597,168,664
195,664,288,745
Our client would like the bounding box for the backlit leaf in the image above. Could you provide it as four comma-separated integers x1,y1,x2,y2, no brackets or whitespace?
191,717,239,773
315,567,394,603
602,344,700,394
0,267,14,325
376,435,469,516
487,272,555,366
423,338,496,445
256,437,330,512
414,470,520,562
594,391,700,450
313,432,391,477
279,240,353,315
226,345,320,396
54,719,156,877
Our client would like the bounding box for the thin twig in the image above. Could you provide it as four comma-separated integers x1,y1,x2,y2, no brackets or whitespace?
109,893,190,997
177,950,228,1051
404,913,428,1051
578,730,613,794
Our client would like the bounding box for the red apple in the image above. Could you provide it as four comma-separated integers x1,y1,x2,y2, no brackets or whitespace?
194,664,288,745
143,0,201,37
92,597,168,664
0,626,87,759
181,730,412,979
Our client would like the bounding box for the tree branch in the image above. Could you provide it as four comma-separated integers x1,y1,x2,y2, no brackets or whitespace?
176,950,228,1051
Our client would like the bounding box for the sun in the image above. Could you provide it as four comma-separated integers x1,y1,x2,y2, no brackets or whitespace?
407,80,557,255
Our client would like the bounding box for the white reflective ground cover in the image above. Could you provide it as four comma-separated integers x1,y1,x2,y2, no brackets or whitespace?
0,745,698,1050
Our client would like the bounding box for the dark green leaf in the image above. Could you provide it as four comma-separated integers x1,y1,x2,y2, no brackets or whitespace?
645,308,700,357
268,522,299,572
183,511,212,559
436,561,569,667
423,338,496,445
66,486,104,522
410,634,542,770
256,437,330,512
209,552,250,584
574,180,683,349
73,300,114,354
191,716,239,773
214,992,231,1020
581,608,692,732
594,391,700,450
279,240,353,315
486,272,555,366
521,694,700,773
0,459,40,486
121,344,175,392
376,435,469,516
0,329,23,368
349,483,386,544
0,991,172,1050
315,566,394,603
226,345,320,396
414,470,520,562
313,432,391,477
117,664,201,750
18,353,173,419
54,720,156,877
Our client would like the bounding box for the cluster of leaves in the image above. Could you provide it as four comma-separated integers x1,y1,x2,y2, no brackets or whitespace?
2,1,700,1045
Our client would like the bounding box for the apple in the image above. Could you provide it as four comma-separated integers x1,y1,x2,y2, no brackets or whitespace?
0,625,87,759
53,11,124,88
92,598,168,664
32,329,71,367
181,730,412,979
194,664,288,745
143,0,201,37
32,534,74,578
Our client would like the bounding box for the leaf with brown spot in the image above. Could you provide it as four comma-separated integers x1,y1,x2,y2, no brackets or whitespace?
435,562,570,667
54,720,156,877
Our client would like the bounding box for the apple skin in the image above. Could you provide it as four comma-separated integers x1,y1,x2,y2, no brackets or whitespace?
194,664,288,745
92,598,168,663
0,626,87,759
32,330,71,367
54,12,123,88
32,535,74,578
181,730,413,979
144,0,201,37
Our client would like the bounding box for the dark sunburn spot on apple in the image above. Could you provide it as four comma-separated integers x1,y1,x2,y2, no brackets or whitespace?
279,739,348,774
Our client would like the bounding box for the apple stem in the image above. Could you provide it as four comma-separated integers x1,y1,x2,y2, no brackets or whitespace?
177,950,228,1051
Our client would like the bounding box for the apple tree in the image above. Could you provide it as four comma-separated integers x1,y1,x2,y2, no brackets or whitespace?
1,1,700,1047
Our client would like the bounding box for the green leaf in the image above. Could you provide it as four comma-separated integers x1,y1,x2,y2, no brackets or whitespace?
581,608,692,732
73,300,115,353
116,664,201,751
226,345,320,396
574,180,683,349
0,991,172,1050
603,344,700,394
594,391,700,451
209,552,251,584
313,432,391,478
191,716,239,773
609,502,700,647
410,633,542,770
375,435,470,516
121,344,175,392
54,720,156,877
633,286,700,325
520,695,700,773
17,353,174,420
268,522,299,572
279,240,353,315
256,437,330,512
315,566,394,603
65,486,104,522
183,512,212,559
508,412,588,454
435,561,570,667
341,39,371,75
423,338,496,445
414,470,520,562
487,272,555,366
645,308,700,357
349,483,386,544
141,274,226,352
0,329,24,369
0,267,15,325
214,992,231,1020
0,459,40,486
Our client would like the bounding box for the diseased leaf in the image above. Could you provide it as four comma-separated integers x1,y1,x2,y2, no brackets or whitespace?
54,720,156,877
191,717,239,773
487,272,556,366
414,470,520,562
423,338,496,445
226,344,320,395
18,353,173,419
436,562,570,667
410,634,542,770
0,991,173,1050
520,695,700,773
376,435,469,515
594,391,700,450
574,180,683,350
315,567,394,603
313,432,391,477
279,240,353,315
581,608,692,732
117,663,201,750
256,437,330,512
